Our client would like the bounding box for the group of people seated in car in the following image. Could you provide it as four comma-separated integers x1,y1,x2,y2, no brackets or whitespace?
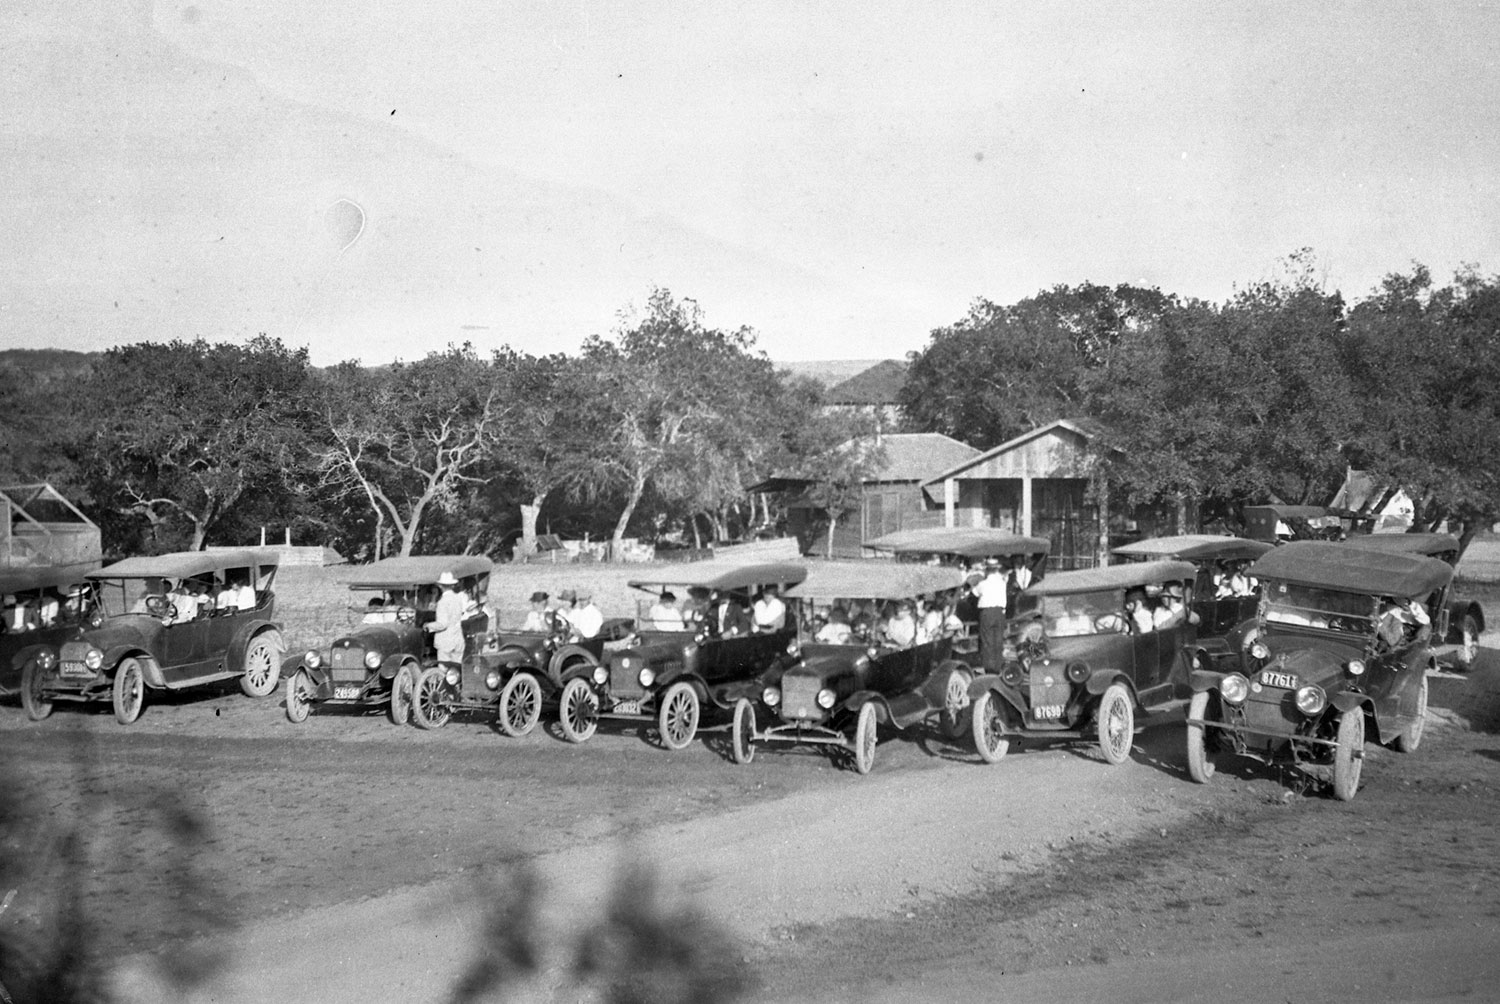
1211,561,1258,598
811,594,961,649
1,584,93,634
1375,594,1432,650
134,574,258,623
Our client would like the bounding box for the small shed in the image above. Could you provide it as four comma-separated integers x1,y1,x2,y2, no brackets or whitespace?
0,482,101,571
921,420,1115,569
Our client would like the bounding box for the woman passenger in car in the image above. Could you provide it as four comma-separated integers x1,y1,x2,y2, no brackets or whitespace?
1125,589,1155,634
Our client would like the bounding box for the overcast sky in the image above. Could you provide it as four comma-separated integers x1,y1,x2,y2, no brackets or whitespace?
7,2,1500,363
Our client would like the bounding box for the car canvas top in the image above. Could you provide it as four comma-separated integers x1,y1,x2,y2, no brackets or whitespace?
341,555,494,590
88,549,283,580
1341,532,1461,559
1247,541,1452,597
870,526,1051,559
1112,535,1272,563
1026,560,1198,597
0,565,94,594
796,563,965,601
627,561,807,594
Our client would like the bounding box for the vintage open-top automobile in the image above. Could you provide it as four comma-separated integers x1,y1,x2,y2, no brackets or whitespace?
4,565,96,709
436,601,636,737
726,563,973,774
31,550,284,724
282,555,493,726
1186,541,1452,800
1112,534,1272,662
968,559,1200,766
1341,532,1484,671
561,561,808,749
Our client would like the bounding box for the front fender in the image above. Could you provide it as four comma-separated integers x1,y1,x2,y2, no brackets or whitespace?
843,690,893,725
1084,669,1131,699
378,654,417,681
1330,691,1370,715
550,644,600,682
1190,668,1227,693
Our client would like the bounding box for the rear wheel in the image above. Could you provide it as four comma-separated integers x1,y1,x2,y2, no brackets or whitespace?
112,657,145,725
285,670,312,724
731,697,756,765
238,634,282,697
657,681,700,751
21,660,53,721
1454,613,1479,671
1185,690,1216,783
1332,708,1365,801
1394,673,1428,753
852,702,878,775
498,672,543,737
971,689,1010,764
559,677,598,743
412,667,451,730
939,666,972,738
1096,683,1134,765
388,665,414,725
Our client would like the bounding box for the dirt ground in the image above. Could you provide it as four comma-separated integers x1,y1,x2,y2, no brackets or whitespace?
1,584,1498,1001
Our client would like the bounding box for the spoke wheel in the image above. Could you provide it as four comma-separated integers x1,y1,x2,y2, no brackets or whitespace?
21,659,53,722
1455,614,1479,671
1096,683,1134,765
498,672,543,737
238,634,282,698
388,665,414,725
939,667,972,738
285,670,312,724
412,667,451,730
112,657,145,725
852,702,878,775
657,681,701,751
971,689,1010,764
1185,690,1216,783
1332,708,1365,801
731,697,757,765
559,677,599,743
1394,673,1428,753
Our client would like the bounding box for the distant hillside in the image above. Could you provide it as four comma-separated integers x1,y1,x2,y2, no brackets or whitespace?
775,359,889,388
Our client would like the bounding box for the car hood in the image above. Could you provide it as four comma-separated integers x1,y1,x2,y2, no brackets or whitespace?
787,650,863,685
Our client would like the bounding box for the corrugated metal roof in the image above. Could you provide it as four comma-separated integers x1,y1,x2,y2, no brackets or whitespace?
865,433,980,483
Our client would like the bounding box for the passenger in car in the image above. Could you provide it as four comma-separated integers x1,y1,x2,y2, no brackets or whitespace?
521,591,552,632
1051,595,1095,636
815,605,853,644
883,600,919,648
752,585,787,633
1154,584,1188,629
1125,589,1155,634
709,589,750,638
646,590,684,631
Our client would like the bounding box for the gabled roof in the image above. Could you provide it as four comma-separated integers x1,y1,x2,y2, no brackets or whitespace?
865,433,980,483
825,359,907,406
922,418,1112,486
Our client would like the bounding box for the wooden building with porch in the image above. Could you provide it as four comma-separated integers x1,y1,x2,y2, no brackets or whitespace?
922,420,1115,569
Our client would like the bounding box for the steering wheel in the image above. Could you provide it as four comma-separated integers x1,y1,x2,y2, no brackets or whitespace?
144,594,170,617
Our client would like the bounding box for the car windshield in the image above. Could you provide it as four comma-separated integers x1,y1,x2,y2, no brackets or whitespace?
1261,581,1375,634
1040,590,1122,637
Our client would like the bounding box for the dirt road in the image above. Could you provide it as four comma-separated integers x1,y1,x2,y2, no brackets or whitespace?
4,646,1499,1002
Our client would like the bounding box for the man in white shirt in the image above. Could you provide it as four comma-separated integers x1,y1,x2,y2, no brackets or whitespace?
752,585,786,633
972,561,1008,672
1125,589,1155,634
568,591,604,640
425,571,469,666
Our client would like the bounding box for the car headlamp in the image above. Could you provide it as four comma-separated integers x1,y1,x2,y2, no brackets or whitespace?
445,667,460,686
638,667,656,688
1065,662,1089,683
1249,642,1270,661
1346,659,1366,677
1001,664,1022,686
1220,673,1250,705
762,686,781,707
304,651,322,669
485,670,502,690
84,649,103,670
1295,685,1326,716
816,688,836,710
592,665,608,686
786,639,800,657
364,650,382,670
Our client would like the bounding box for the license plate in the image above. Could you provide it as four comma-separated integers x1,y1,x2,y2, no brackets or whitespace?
59,661,93,679
333,685,361,700
1032,704,1064,721
1260,671,1298,690
613,699,641,715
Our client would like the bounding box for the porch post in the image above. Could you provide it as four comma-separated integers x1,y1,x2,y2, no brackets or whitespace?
944,478,956,528
1021,476,1033,537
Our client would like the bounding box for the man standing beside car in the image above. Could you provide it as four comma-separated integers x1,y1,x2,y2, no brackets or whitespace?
426,571,468,667
973,560,1008,672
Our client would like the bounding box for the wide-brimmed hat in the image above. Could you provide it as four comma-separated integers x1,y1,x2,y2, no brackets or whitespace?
559,588,578,603
659,590,676,602
529,591,549,603
437,571,459,586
